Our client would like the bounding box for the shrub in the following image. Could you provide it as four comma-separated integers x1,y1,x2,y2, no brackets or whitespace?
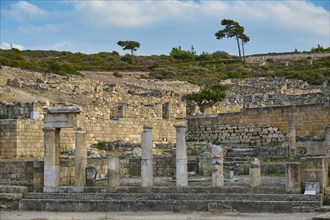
113,71,123,78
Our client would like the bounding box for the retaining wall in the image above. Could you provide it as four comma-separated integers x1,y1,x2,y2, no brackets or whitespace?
187,104,330,145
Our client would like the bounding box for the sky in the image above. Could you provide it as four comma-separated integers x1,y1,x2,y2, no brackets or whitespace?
0,0,329,56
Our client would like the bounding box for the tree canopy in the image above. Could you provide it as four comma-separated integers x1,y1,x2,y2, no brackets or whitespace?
185,84,226,113
117,40,140,55
215,19,249,59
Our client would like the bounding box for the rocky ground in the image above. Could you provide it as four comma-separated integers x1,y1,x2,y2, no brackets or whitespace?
0,66,199,106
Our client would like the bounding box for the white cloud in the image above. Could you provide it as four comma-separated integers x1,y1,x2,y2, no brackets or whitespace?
69,0,328,39
2,1,47,21
70,0,199,27
19,24,59,34
31,41,69,51
0,42,25,50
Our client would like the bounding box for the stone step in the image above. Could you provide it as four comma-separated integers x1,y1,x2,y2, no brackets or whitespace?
18,199,321,212
0,185,28,194
0,185,29,211
35,186,288,194
22,192,321,202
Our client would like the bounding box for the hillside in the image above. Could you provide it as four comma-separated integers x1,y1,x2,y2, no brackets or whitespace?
1,49,329,86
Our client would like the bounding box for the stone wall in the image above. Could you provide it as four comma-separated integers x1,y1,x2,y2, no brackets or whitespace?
246,52,330,63
0,103,185,157
0,120,44,158
0,160,44,191
188,104,330,145
0,101,45,119
0,159,109,190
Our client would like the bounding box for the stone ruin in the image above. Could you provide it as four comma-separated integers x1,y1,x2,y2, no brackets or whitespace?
0,65,330,213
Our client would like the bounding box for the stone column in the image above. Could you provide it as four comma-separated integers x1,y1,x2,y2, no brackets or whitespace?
286,162,301,193
30,101,40,120
174,124,188,187
212,145,224,187
141,126,153,187
326,126,330,156
249,158,261,188
75,128,87,187
108,156,120,191
288,119,297,157
43,128,60,190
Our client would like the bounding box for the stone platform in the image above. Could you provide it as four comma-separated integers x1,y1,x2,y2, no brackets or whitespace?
19,185,322,213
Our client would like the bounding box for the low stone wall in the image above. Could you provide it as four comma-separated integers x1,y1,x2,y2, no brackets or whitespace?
0,160,44,191
129,156,176,177
188,104,330,145
246,52,330,63
0,159,109,190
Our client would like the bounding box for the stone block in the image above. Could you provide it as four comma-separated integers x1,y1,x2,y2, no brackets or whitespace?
304,182,320,195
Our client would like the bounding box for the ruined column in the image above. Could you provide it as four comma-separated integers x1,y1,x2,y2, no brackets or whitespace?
108,156,120,190
212,145,224,187
326,126,330,156
288,119,297,157
43,128,60,190
249,158,261,188
75,128,87,187
174,124,188,187
286,162,301,193
141,126,153,187
30,101,40,120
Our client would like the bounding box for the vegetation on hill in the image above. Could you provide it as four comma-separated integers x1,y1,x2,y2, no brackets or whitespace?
185,84,227,113
0,45,329,86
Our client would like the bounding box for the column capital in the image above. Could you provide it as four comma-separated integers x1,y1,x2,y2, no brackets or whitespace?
174,124,187,129
75,128,86,134
143,125,153,130
42,127,56,132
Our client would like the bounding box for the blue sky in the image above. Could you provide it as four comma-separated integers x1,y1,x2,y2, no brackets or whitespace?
0,0,329,56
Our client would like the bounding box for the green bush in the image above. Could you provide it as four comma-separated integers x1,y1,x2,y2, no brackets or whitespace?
113,71,123,78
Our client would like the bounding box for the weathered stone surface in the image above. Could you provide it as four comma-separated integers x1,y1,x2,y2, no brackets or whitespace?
250,158,261,188
174,124,188,187
141,126,153,187
286,162,301,193
107,157,120,189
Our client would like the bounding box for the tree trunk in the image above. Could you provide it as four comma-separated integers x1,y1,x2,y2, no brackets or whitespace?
130,49,134,56
236,37,241,58
241,40,245,60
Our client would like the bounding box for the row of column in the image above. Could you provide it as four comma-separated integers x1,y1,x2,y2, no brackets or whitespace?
140,124,225,188
141,124,189,187
43,127,87,190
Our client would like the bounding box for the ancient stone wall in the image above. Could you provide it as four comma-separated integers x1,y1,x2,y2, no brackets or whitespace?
0,160,44,191
0,117,181,158
188,104,330,145
246,52,330,63
0,120,43,158
0,102,45,119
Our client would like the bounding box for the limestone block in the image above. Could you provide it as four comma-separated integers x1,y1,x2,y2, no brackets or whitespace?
286,162,301,193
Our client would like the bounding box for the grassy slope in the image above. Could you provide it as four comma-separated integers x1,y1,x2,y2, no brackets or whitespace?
0,49,329,86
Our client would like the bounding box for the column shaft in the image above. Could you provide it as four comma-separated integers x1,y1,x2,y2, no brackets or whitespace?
288,119,297,157
75,128,87,187
141,126,153,187
43,128,60,188
108,156,120,190
175,124,188,187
